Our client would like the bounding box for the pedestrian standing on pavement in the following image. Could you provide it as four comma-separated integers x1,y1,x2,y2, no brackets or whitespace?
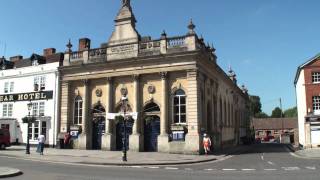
203,133,211,155
37,134,46,155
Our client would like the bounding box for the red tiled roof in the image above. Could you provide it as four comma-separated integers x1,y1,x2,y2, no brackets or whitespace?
252,118,298,130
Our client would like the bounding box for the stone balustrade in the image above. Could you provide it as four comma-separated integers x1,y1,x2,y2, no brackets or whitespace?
64,34,209,66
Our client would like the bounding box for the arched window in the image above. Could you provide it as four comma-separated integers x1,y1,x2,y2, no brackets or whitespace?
74,95,83,125
173,89,186,124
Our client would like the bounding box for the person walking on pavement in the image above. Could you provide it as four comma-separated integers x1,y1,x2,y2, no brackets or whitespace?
37,134,46,155
203,133,212,155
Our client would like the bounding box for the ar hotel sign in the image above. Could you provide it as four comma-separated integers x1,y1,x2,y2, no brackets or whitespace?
0,91,53,102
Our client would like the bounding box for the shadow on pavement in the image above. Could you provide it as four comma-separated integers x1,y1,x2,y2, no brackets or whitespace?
210,143,294,156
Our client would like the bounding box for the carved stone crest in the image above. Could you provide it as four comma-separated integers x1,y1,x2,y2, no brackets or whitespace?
120,87,128,96
95,88,102,97
148,85,156,94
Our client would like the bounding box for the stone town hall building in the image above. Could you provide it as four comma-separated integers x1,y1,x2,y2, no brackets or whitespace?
58,1,250,154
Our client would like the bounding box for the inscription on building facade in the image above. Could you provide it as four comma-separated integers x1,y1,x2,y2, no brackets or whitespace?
0,91,53,102
109,44,135,54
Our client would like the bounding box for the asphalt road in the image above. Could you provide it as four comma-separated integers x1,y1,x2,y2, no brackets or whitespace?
1,143,319,180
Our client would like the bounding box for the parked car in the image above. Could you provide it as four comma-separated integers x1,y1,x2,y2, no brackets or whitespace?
264,135,275,142
0,129,11,150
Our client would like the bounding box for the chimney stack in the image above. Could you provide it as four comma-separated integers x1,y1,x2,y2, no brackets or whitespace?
43,48,56,57
9,55,23,62
79,38,91,51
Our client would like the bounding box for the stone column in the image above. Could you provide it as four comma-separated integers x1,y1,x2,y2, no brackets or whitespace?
130,75,142,151
78,79,90,149
58,81,70,148
185,69,201,154
158,72,169,152
102,77,114,151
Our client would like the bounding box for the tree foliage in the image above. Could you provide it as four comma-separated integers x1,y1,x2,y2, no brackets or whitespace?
255,112,269,118
249,95,262,117
271,107,283,118
284,107,298,117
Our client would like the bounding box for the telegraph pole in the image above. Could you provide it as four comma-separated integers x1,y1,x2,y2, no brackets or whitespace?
279,98,284,143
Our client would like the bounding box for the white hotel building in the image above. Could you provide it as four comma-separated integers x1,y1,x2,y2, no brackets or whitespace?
0,49,63,146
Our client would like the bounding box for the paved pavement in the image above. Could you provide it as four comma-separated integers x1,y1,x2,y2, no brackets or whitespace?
0,167,22,178
0,145,248,166
293,148,320,159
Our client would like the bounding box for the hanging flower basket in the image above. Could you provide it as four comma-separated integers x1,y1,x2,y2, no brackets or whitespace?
22,116,36,124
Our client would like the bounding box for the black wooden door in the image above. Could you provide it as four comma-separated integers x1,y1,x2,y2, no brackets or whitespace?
144,117,160,152
92,119,105,150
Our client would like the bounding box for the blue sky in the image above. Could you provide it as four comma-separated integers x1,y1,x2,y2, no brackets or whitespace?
0,0,319,114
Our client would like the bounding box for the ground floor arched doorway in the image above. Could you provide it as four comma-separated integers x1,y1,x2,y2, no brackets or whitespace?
144,115,160,152
92,117,105,150
115,121,133,151
92,102,106,150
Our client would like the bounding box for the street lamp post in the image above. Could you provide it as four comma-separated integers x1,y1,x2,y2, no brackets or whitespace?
121,96,128,162
26,102,33,154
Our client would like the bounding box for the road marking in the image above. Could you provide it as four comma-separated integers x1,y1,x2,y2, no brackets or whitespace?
165,167,179,170
131,166,143,168
184,168,193,171
222,169,237,171
282,167,300,171
204,169,214,171
147,166,159,169
267,161,274,165
242,169,255,171
306,166,316,170
264,169,277,171
261,153,264,161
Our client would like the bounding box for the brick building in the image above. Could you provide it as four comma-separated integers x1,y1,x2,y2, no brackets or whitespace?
295,53,320,148
57,1,250,154
252,118,298,144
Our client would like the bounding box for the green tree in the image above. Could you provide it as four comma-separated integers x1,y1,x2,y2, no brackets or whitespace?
284,107,298,117
249,95,262,117
271,107,283,118
255,112,269,118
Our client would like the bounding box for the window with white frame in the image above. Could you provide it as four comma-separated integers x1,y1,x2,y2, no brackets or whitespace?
10,82,14,93
28,120,47,140
3,82,14,93
74,96,83,125
313,96,320,113
32,60,39,66
32,102,45,116
4,82,8,93
173,89,186,124
34,76,46,91
312,72,320,83
2,104,13,117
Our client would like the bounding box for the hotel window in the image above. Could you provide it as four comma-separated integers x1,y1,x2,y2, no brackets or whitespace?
4,82,13,93
28,121,47,140
31,102,45,116
2,104,13,117
4,82,9,93
173,89,186,124
74,96,83,125
312,72,320,83
313,96,320,112
34,76,46,91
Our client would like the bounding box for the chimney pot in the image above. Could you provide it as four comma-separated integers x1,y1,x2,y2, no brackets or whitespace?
43,48,56,57
79,38,91,51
